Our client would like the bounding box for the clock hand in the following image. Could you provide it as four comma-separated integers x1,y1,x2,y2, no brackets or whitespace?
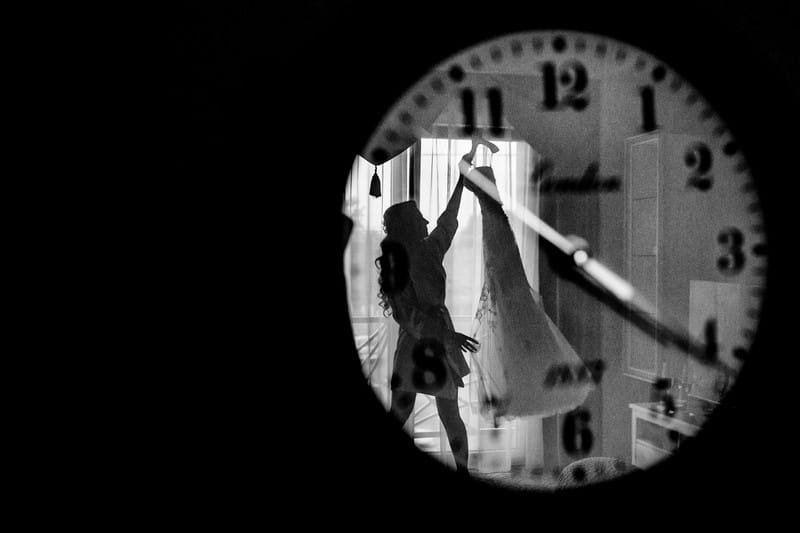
458,159,575,252
458,161,735,376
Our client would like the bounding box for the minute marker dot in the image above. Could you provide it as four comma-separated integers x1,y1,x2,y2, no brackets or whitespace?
595,43,607,57
448,65,465,82
651,65,667,82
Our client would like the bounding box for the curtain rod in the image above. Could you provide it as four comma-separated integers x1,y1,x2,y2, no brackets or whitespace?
431,123,513,129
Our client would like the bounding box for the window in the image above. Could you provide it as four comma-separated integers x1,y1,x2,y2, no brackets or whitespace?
345,137,545,471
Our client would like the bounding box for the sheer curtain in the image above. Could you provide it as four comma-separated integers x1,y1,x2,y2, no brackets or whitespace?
344,135,545,472
344,152,409,410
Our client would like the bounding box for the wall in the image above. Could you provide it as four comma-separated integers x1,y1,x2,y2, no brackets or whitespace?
597,71,647,461
595,68,754,461
533,78,605,467
532,66,749,464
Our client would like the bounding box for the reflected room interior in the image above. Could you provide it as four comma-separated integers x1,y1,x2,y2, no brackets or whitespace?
343,60,760,490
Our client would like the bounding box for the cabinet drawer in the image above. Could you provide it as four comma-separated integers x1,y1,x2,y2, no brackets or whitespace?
636,417,682,451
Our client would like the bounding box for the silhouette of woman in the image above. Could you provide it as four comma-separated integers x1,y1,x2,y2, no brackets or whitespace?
376,175,478,474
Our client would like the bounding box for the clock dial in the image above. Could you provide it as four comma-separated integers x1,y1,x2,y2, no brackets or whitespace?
342,30,766,489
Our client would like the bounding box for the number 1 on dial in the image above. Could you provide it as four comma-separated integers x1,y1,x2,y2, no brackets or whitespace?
640,85,657,132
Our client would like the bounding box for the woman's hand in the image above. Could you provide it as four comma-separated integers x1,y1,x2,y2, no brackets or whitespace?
453,332,479,353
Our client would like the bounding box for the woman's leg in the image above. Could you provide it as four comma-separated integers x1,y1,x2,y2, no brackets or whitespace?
435,397,468,473
390,390,416,427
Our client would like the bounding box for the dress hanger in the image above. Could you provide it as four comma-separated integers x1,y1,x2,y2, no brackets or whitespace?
462,129,500,166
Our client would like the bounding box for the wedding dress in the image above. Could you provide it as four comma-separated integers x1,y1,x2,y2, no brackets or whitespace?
468,165,593,419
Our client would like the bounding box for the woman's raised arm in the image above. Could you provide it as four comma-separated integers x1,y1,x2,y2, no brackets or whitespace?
429,176,464,254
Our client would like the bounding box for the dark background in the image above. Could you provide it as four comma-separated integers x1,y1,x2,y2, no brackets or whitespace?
170,1,798,526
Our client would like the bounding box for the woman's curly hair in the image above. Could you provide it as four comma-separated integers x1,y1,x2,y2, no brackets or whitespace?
375,201,418,316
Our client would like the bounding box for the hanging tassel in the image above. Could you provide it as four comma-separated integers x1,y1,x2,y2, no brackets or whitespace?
369,166,382,198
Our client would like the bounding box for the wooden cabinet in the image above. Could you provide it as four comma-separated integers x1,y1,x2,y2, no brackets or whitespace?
624,134,662,380
623,131,719,381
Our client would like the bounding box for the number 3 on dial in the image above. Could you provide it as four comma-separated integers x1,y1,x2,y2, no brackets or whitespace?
717,227,745,275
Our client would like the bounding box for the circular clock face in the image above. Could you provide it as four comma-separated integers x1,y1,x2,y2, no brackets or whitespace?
342,30,766,490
